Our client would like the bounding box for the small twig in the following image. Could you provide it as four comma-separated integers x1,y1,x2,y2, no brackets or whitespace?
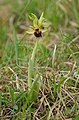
68,35,79,46
33,97,45,119
52,44,56,67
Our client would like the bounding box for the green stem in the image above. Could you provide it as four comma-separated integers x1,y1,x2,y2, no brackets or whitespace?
31,38,38,61
28,38,38,90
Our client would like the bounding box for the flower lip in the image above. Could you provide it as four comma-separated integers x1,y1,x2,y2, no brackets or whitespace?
34,30,42,37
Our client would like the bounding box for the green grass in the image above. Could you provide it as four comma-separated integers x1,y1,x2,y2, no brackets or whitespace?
0,0,79,120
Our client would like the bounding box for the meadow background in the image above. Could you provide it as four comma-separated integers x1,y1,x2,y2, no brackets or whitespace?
0,0,79,120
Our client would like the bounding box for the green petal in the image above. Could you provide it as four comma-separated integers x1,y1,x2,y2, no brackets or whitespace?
38,12,44,26
33,18,38,28
41,29,47,33
42,21,50,28
26,30,34,34
29,13,38,21
29,13,38,28
29,26,35,29
31,13,38,20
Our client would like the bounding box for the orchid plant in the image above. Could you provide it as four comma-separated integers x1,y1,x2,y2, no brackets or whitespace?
27,12,49,91
22,13,49,119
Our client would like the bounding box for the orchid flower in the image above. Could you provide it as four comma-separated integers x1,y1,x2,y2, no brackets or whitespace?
26,12,49,37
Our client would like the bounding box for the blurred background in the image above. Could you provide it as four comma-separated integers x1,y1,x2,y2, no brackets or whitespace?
0,0,79,63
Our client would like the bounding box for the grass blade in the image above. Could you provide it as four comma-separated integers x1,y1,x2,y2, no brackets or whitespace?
13,27,19,65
